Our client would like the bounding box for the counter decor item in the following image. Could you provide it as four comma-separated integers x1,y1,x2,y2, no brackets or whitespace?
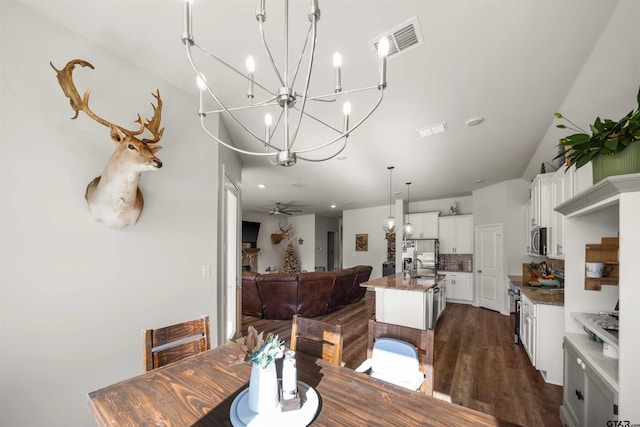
554,87,640,183
233,326,284,414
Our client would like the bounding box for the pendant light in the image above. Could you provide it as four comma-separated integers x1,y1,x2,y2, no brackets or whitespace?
404,182,415,237
383,166,396,233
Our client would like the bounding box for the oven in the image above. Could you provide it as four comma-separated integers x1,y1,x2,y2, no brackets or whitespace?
508,281,521,344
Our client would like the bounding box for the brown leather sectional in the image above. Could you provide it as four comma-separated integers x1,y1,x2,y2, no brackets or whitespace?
242,265,373,320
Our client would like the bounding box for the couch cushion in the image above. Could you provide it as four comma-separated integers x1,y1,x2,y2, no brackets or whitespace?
297,271,335,317
327,268,356,313
241,271,262,317
256,273,299,320
350,265,373,303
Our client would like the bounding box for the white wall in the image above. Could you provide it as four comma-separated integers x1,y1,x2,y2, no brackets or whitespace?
343,205,390,279
473,179,531,314
523,0,640,182
410,195,473,216
0,3,239,426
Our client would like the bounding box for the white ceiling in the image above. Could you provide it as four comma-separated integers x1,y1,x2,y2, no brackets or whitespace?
20,0,618,218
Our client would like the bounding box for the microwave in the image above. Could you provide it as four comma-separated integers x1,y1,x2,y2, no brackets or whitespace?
531,227,547,256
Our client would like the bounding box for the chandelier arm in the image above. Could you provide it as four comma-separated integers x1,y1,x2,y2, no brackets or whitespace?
289,21,314,90
193,42,275,96
305,85,380,102
257,21,285,87
289,17,318,149
199,115,277,157
187,44,268,145
297,137,348,162
206,97,279,115
293,89,384,154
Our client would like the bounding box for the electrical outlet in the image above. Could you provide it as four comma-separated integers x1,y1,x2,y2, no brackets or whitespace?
202,264,211,278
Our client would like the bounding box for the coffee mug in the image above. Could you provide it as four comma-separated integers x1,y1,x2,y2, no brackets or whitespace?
585,262,607,278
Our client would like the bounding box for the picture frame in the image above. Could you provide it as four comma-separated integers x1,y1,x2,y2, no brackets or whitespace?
355,234,368,252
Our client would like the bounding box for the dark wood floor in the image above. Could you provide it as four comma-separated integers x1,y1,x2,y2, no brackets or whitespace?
242,291,563,427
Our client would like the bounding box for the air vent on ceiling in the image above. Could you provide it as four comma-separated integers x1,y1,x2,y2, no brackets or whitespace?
370,16,424,59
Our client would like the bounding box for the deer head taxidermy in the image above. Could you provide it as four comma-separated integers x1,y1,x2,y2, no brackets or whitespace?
271,222,293,245
51,59,164,229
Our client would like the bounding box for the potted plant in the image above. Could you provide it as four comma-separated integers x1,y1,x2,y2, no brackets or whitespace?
554,87,640,183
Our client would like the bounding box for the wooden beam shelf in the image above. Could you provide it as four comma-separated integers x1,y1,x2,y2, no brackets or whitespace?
584,237,619,291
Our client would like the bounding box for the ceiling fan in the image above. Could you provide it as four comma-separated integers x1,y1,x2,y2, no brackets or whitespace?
265,202,302,216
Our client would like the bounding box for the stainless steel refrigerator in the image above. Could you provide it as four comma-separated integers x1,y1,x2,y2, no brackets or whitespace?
402,239,439,276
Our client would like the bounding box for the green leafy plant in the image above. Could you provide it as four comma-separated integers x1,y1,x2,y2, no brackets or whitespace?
554,87,640,169
232,326,284,368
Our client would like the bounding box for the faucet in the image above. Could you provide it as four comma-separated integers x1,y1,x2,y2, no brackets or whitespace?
411,259,424,277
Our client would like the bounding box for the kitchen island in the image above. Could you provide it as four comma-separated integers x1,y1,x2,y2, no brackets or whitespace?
361,273,446,330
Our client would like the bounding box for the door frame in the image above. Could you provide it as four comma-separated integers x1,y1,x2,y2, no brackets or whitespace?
220,165,241,343
474,223,504,313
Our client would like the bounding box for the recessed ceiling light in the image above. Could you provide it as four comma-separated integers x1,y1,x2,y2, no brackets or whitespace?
418,122,448,138
258,184,266,189
337,155,348,160
330,204,336,209
474,179,485,183
466,117,485,127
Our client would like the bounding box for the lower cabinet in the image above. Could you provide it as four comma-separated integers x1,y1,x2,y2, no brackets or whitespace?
519,293,564,385
443,272,472,303
561,336,618,427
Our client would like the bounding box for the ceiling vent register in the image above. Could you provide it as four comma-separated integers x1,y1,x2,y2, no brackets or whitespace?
370,16,424,59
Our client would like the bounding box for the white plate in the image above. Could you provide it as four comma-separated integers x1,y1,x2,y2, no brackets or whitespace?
230,381,319,427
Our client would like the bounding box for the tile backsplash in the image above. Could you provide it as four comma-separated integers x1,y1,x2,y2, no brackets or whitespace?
439,254,473,273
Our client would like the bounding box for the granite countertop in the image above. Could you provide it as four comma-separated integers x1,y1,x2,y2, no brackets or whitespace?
361,272,446,292
508,275,564,306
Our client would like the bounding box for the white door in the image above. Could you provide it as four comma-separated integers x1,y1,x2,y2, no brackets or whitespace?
475,224,503,312
223,171,240,341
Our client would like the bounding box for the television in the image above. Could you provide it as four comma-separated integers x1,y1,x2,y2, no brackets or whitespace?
242,221,261,248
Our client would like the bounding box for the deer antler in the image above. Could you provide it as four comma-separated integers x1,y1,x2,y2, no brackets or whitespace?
50,59,163,143
279,222,293,233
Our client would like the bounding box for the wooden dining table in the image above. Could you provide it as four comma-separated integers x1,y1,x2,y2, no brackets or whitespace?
88,341,518,426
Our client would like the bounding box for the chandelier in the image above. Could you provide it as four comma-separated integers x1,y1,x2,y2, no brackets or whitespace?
181,0,390,166
404,182,415,237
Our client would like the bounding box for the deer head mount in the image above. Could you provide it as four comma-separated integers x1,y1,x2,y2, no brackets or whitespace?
271,222,293,244
51,59,164,229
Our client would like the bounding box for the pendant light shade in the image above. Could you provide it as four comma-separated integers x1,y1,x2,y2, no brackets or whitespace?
403,182,415,237
383,166,396,233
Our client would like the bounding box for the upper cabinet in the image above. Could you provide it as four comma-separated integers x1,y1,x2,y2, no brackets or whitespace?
406,211,439,239
529,173,553,229
439,215,472,254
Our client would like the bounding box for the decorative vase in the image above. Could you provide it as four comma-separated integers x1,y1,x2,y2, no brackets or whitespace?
248,362,279,414
592,142,640,184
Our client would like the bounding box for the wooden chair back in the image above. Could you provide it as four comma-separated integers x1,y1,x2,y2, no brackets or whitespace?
367,319,434,396
143,315,211,372
290,315,343,365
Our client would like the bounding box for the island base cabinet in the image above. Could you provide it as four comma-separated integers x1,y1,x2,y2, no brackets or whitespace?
375,288,430,330
561,337,618,427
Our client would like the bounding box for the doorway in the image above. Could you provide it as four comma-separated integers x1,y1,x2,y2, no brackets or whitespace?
223,168,240,342
475,223,503,313
327,231,335,271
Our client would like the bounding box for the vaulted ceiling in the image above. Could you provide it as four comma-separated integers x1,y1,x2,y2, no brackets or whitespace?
21,0,619,217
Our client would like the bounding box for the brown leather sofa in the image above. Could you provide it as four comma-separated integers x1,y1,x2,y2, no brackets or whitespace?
242,265,373,320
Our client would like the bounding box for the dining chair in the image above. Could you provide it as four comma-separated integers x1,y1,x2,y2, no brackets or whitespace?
357,319,434,395
290,315,343,365
142,315,211,372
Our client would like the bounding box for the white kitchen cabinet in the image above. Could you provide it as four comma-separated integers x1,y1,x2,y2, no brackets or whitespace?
561,335,618,427
443,272,472,303
529,173,553,229
525,199,532,254
549,168,573,258
406,211,439,239
438,215,472,254
519,293,564,385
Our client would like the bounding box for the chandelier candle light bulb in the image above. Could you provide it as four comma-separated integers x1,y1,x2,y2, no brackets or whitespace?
333,52,342,93
246,56,256,99
196,74,206,116
343,101,351,133
264,113,273,143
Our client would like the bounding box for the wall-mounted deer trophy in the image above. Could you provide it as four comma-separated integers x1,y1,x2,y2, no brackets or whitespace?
51,59,164,229
271,222,293,244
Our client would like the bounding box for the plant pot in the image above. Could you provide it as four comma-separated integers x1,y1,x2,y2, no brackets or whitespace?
592,142,640,184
